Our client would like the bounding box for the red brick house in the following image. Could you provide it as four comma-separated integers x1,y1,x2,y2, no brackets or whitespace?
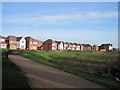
81,44,92,50
72,43,76,50
43,39,57,50
37,41,43,50
25,37,42,50
99,44,113,51
32,39,40,50
78,44,84,50
0,35,7,48
25,36,34,50
67,43,74,50
73,43,80,50
92,45,99,51
6,35,17,49
63,42,69,50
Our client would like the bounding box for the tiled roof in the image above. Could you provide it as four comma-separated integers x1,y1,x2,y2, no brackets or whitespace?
55,41,64,44
81,44,92,47
101,44,112,46
0,35,6,39
93,44,98,47
25,37,33,41
43,39,53,44
69,43,73,45
17,37,22,41
43,39,57,44
6,35,16,40
73,43,78,46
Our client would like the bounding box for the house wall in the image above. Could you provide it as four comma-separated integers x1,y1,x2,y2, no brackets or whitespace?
63,44,68,50
72,45,76,50
67,45,73,50
6,36,17,49
43,44,52,50
80,45,84,50
99,49,106,51
26,41,30,50
58,42,64,50
0,44,7,48
76,46,80,50
17,37,26,50
109,46,113,50
83,47,91,50
52,43,57,50
71,47,75,50
7,41,17,49
67,47,71,50
32,40,38,50
92,46,99,51
0,38,7,48
100,44,112,51
9,45,17,49
0,38,6,43
26,41,37,50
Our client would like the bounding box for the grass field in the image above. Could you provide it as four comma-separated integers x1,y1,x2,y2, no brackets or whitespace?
1,49,31,88
22,50,120,89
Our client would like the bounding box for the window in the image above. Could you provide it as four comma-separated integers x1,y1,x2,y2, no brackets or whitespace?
21,46,24,48
33,42,37,44
52,43,56,45
52,47,57,50
1,44,6,48
30,41,32,44
33,46,37,49
10,41,14,43
9,40,16,43
0,39,5,42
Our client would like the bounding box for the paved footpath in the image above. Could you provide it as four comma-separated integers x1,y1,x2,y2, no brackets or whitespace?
9,55,107,88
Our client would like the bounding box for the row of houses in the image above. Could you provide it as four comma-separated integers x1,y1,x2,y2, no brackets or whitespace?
42,39,113,51
0,35,43,50
0,35,113,51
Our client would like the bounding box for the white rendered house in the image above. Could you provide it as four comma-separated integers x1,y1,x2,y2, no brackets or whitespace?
58,42,64,50
17,37,26,50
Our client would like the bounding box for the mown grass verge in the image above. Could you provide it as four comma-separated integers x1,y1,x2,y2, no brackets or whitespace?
22,51,120,89
1,49,31,88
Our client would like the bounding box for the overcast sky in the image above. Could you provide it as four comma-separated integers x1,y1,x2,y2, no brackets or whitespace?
2,2,118,47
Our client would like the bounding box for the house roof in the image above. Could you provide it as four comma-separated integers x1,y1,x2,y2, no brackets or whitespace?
6,35,16,41
55,41,64,44
25,37,34,41
16,37,22,41
43,39,52,44
64,42,68,44
101,44,112,46
73,43,78,46
69,43,73,45
93,44,98,47
43,39,57,44
78,44,82,46
81,44,92,47
0,35,6,39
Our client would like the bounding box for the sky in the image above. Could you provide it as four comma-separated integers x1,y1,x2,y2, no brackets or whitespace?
2,2,118,47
